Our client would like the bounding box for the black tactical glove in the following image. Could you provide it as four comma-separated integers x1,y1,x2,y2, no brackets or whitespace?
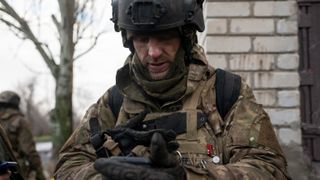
94,159,185,180
116,110,149,129
106,128,177,155
149,132,180,167
106,110,178,155
94,132,185,180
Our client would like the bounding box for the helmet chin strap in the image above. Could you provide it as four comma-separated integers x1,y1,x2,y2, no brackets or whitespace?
121,30,135,54
178,26,198,66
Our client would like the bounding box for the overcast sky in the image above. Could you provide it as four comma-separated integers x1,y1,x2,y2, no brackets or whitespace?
0,0,129,116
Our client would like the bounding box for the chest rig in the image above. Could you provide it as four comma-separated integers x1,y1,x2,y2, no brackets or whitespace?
90,68,241,165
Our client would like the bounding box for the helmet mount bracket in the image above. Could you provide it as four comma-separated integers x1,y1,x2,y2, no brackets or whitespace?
126,1,167,26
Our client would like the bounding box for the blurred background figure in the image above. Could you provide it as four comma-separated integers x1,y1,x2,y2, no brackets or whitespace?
0,91,46,180
0,124,23,180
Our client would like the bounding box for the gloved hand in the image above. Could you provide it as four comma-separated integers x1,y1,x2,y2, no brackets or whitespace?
106,128,177,155
106,110,178,155
149,132,180,167
94,159,185,180
94,132,185,180
116,110,149,129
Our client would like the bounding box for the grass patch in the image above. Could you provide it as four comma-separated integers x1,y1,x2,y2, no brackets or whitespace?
35,135,53,142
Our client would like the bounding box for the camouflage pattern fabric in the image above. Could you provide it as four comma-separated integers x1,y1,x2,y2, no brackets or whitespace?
0,124,16,162
0,125,25,180
54,45,289,180
0,108,46,180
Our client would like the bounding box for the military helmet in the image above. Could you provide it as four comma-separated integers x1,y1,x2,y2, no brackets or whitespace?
0,91,20,107
111,0,205,33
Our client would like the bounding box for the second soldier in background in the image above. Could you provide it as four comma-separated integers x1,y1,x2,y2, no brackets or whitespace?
0,91,46,180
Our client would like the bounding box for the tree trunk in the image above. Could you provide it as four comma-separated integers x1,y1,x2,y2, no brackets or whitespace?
0,0,102,158
52,0,75,157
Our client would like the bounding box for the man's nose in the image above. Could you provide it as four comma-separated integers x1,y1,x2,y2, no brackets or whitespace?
148,38,162,59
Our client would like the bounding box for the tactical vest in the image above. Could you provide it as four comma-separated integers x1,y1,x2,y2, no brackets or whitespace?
90,68,241,166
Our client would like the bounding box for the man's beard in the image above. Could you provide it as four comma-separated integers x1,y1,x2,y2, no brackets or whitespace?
131,46,186,83
142,55,173,80
149,70,169,80
129,47,188,102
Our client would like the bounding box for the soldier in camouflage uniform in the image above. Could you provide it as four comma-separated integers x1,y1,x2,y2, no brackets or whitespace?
0,91,46,180
0,124,13,180
54,0,290,179
0,124,24,180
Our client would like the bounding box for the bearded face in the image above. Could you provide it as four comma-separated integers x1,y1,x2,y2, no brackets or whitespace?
132,30,181,80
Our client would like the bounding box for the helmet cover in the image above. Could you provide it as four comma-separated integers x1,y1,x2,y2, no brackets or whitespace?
111,0,205,32
0,91,20,107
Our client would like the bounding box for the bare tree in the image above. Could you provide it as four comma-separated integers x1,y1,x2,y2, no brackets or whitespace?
0,0,106,157
17,77,53,136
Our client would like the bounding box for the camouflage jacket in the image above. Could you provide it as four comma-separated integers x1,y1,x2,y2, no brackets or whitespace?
0,124,25,180
55,46,289,180
0,124,16,162
0,108,45,180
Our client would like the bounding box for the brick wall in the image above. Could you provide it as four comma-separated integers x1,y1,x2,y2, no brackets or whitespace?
201,0,310,179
